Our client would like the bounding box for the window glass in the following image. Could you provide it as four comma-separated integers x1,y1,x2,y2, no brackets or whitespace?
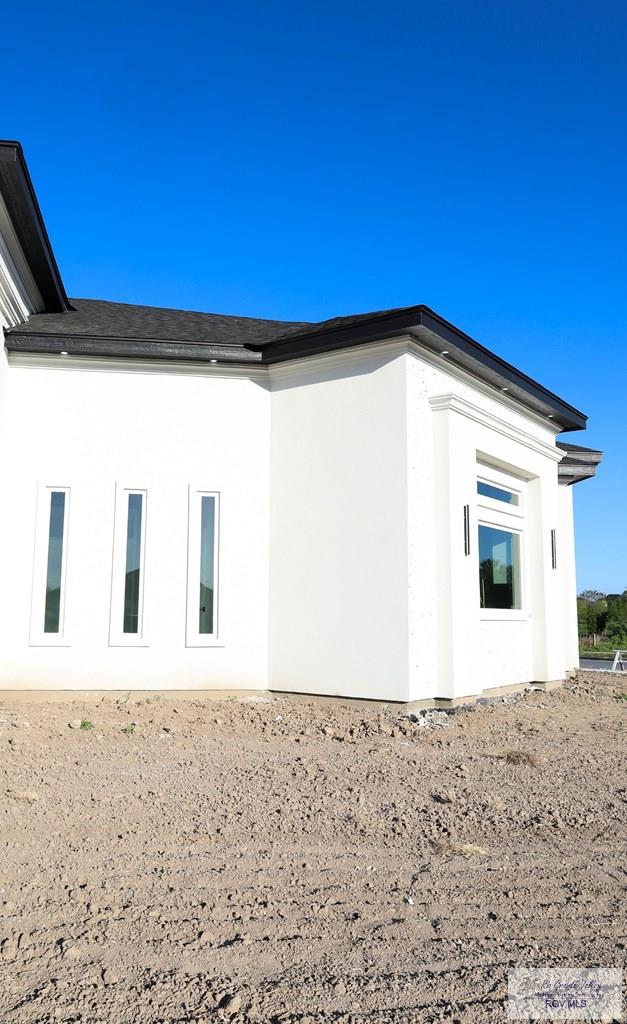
479,525,521,609
44,491,66,633
477,480,519,506
199,496,215,634
123,493,143,633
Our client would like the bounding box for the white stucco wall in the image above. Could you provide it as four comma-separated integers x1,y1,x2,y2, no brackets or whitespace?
0,335,584,699
558,483,579,671
0,357,271,689
268,346,411,701
409,348,565,700
405,346,567,699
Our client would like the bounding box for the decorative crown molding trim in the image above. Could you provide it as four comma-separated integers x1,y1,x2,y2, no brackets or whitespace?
429,393,563,463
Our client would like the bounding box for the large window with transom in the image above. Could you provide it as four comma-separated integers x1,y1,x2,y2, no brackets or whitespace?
477,465,525,613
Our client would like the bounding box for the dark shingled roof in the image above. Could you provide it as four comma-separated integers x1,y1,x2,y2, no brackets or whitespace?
11,297,312,348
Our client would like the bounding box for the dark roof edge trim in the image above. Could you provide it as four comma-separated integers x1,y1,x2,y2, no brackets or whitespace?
0,142,68,313
4,334,263,364
556,441,603,485
257,305,587,432
417,308,587,432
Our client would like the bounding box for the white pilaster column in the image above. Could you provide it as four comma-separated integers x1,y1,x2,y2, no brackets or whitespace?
430,403,480,699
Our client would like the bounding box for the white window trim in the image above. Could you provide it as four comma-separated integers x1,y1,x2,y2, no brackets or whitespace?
477,466,525,519
109,485,149,647
29,484,71,647
477,467,528,621
186,487,223,647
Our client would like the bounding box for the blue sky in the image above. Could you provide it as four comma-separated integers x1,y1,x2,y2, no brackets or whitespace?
4,0,626,592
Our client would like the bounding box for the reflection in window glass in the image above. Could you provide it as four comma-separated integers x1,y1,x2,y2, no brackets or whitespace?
477,480,519,506
199,496,215,634
479,525,521,609
44,491,66,633
123,494,143,633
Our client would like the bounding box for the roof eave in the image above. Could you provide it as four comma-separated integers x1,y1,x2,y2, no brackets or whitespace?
256,305,588,432
4,333,263,364
0,142,68,313
556,442,603,485
558,464,601,485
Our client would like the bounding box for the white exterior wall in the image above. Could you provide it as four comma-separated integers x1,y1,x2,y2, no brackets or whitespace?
408,349,566,699
268,347,411,701
0,336,583,699
267,340,577,702
0,356,271,690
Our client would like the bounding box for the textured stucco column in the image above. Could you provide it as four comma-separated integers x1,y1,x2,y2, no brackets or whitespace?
528,470,565,683
558,483,579,671
430,402,480,699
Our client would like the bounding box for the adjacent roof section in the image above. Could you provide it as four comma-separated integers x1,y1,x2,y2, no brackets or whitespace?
1,140,590,435
7,298,309,364
557,441,603,485
0,142,68,313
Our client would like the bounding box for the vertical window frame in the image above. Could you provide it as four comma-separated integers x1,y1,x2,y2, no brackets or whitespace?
186,487,222,647
109,485,148,647
29,484,71,647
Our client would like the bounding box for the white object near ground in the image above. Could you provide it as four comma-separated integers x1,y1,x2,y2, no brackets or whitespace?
0,142,602,702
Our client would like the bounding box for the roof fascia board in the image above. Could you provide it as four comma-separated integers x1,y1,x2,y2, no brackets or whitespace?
0,142,68,313
413,309,586,432
558,463,601,484
4,332,263,364
556,442,602,485
0,192,44,326
257,305,586,432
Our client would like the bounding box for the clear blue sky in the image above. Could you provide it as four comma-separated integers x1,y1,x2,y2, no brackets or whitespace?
4,0,626,592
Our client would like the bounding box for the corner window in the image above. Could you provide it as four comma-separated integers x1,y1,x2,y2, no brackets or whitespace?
479,525,521,609
186,489,220,645
30,485,71,645
109,487,147,646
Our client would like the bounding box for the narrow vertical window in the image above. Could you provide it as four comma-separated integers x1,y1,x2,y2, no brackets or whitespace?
109,487,147,646
199,496,215,634
187,489,220,645
30,485,70,646
44,491,66,633
123,494,143,633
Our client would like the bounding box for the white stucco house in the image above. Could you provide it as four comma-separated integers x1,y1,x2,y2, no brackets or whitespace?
0,141,601,702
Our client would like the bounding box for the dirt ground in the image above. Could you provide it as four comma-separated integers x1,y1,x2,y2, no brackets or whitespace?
0,671,625,1024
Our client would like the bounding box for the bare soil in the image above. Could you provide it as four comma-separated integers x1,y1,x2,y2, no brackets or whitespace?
0,672,625,1023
